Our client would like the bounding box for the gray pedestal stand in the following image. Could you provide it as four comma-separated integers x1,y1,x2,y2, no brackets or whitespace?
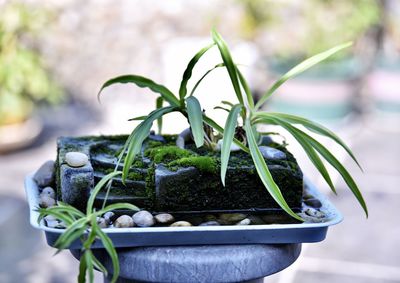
71,244,301,283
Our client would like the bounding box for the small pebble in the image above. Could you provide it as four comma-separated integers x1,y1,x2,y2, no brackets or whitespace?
132,211,155,227
247,215,265,225
219,213,247,224
305,208,325,218
199,221,220,226
216,139,241,151
40,187,56,199
114,215,134,228
236,218,251,225
154,213,175,224
46,220,60,228
170,221,192,227
97,217,108,228
304,198,322,209
33,160,55,187
203,214,217,222
258,146,286,160
39,195,56,208
103,211,115,224
65,152,89,167
44,215,57,222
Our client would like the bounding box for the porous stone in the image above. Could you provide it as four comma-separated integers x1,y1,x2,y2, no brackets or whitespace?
199,221,220,226
258,146,286,160
39,195,56,208
114,215,134,228
132,211,155,227
304,198,322,208
154,213,174,225
65,152,89,167
33,160,55,187
219,213,247,224
40,187,56,199
170,221,192,227
236,218,251,225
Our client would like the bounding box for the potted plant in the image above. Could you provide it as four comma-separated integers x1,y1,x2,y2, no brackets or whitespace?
29,29,367,283
0,2,62,152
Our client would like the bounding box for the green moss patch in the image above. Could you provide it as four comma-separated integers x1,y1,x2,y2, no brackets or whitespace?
168,156,217,173
145,145,193,163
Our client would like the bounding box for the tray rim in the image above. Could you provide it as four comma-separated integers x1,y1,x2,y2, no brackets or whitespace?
25,172,343,235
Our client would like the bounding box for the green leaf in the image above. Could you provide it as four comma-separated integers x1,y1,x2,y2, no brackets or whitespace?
87,171,122,215
213,106,230,113
179,43,214,101
294,127,368,217
37,208,75,226
98,74,180,107
244,120,303,221
54,218,87,249
156,97,164,134
96,203,139,217
255,115,336,194
237,67,255,109
90,252,108,275
189,63,225,97
78,250,88,283
220,104,242,186
255,42,353,110
203,115,249,153
186,96,205,147
123,106,177,180
259,112,363,171
84,251,94,283
127,115,147,121
221,100,234,107
95,227,119,283
211,29,244,105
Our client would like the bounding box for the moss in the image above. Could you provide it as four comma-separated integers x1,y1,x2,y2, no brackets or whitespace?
145,165,156,199
168,156,218,173
145,145,193,163
126,171,144,181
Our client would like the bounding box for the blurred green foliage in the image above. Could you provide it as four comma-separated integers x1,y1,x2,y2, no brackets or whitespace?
238,0,380,59
0,1,62,125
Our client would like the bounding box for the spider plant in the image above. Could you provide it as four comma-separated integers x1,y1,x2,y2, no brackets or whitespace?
37,172,139,283
98,28,367,221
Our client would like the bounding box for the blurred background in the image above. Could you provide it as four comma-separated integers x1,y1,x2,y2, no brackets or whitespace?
0,0,399,282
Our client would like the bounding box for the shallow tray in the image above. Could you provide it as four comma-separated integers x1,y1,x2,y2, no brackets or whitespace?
25,173,342,249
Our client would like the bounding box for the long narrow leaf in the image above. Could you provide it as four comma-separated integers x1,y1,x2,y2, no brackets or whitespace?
78,251,88,283
156,97,164,134
255,42,352,110
220,104,242,185
211,29,244,105
244,121,303,221
254,115,336,194
203,115,249,153
186,96,204,147
237,68,255,109
293,127,368,217
87,171,122,215
95,227,119,283
257,112,362,170
189,63,225,96
54,218,87,249
98,75,180,107
85,251,94,283
127,115,147,121
96,203,139,216
90,252,108,275
179,43,214,100
123,106,177,180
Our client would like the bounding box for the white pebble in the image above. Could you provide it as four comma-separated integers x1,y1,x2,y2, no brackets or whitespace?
39,195,56,208
132,211,155,227
236,218,251,225
170,221,192,227
65,152,88,167
114,215,134,228
40,187,56,199
154,213,175,224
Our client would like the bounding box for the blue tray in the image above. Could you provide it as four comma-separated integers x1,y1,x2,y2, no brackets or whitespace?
25,173,342,249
